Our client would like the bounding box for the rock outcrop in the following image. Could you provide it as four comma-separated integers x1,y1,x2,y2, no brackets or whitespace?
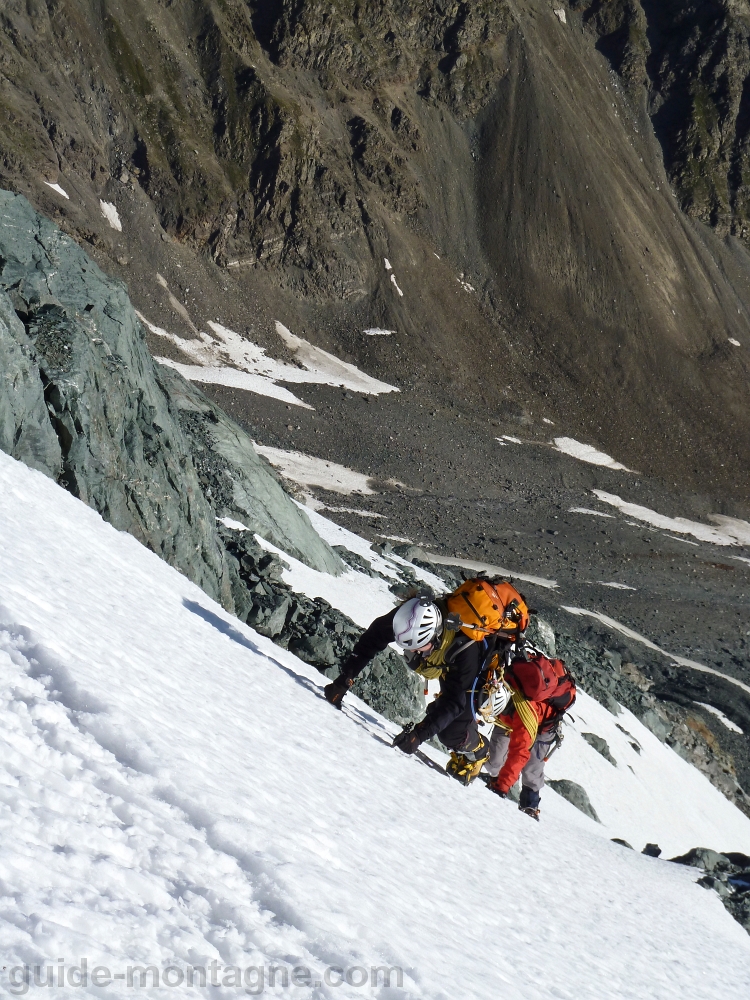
0,190,342,605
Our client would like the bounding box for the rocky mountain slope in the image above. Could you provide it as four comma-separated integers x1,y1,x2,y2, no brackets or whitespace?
1,0,749,497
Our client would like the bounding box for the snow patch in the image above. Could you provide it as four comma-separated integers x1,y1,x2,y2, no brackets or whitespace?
729,338,741,346
43,181,69,199
562,605,750,697
218,516,249,531
497,434,522,444
299,492,384,518
363,328,394,336
254,534,396,627
554,8,567,24
422,552,558,590
695,702,744,735
384,257,392,270
569,507,615,518
457,276,475,293
543,417,555,425
254,445,375,495
99,200,122,231
593,490,750,547
145,315,397,408
598,581,637,590
553,437,632,471
390,273,404,296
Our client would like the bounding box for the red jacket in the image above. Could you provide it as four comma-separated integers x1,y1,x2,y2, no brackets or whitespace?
494,687,557,794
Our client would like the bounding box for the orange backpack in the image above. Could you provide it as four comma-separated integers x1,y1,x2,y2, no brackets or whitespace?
446,579,530,641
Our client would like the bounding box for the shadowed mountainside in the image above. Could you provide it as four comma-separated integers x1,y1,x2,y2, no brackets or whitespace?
0,0,749,502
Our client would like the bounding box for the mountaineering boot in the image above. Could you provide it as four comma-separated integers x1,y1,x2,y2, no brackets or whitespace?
446,734,490,785
519,785,540,819
324,675,353,709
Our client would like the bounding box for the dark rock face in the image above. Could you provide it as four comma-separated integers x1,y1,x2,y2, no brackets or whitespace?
0,191,341,601
670,847,750,935
547,778,601,822
221,522,423,725
0,190,233,605
576,0,750,239
0,290,61,475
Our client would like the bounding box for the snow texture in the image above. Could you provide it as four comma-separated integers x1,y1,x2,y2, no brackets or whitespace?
99,200,122,231
729,338,741,346
390,274,404,296
43,182,69,199
593,490,750,547
553,438,632,470
254,445,375,495
1,449,750,999
362,329,394,336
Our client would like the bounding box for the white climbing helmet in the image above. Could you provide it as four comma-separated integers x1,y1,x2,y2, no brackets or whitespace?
392,597,442,650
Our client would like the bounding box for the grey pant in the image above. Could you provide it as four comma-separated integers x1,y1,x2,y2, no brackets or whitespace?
484,727,556,792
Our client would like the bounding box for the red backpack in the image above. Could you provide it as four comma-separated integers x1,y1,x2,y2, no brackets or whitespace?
507,653,576,718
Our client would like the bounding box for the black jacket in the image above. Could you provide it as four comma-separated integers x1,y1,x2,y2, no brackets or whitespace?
340,609,484,741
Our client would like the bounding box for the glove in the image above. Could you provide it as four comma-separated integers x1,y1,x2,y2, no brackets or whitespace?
392,725,425,755
324,675,353,709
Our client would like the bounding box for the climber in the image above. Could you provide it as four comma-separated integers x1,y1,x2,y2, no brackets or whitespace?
482,650,576,820
324,579,531,785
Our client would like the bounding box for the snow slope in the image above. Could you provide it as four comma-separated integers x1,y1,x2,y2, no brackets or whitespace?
1,450,750,999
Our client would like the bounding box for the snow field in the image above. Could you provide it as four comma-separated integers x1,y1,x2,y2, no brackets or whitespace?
1,451,750,998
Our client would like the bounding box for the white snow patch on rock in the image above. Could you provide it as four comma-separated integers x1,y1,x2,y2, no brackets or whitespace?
729,338,741,346
363,328,394,336
384,257,392,270
43,181,69,199
99,199,122,231
553,437,632,470
598,581,637,590
497,435,522,444
298,492,384,518
218,516,249,531
562,605,750,697
254,445,376,495
254,534,396,627
143,314,397,407
390,273,404,296
554,8,567,24
423,551,558,590
274,321,398,394
593,491,750,547
695,702,744,735
569,507,615,518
